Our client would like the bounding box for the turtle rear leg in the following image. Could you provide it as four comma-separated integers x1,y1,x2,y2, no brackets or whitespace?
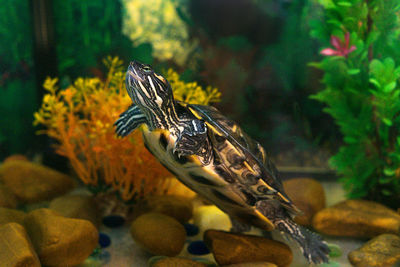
114,104,147,137
256,200,330,264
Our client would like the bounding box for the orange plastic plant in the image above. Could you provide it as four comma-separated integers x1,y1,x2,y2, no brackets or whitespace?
34,56,221,201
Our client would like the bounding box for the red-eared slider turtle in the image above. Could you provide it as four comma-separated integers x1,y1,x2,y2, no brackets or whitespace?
115,61,330,264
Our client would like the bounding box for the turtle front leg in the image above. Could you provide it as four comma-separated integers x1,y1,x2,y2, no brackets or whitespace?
173,119,208,157
114,104,147,137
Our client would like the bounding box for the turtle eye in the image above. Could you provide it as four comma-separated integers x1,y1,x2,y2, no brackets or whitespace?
143,65,152,72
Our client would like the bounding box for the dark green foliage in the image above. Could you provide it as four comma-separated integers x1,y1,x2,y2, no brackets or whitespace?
310,0,400,206
53,0,153,78
0,0,36,155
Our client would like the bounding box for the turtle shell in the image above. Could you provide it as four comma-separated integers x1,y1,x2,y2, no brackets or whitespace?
186,104,300,218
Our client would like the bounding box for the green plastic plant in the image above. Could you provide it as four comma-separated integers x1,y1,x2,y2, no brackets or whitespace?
310,0,400,206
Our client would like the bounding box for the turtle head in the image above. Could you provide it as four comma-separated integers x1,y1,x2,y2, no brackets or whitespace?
126,60,178,130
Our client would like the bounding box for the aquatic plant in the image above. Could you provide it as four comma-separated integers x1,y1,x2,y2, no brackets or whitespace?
310,0,400,206
121,0,197,66
34,56,220,201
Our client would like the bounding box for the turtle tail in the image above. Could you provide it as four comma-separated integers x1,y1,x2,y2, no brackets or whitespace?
275,218,330,264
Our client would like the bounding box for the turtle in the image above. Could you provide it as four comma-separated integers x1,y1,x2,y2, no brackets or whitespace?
114,60,330,264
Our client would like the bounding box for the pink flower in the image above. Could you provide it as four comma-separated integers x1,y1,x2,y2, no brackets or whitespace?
320,32,356,57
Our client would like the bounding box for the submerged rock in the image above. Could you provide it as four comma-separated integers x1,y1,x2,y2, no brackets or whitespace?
0,207,26,226
24,208,98,266
0,184,18,208
187,240,210,255
348,234,400,267
193,205,231,233
3,154,29,163
222,262,278,267
49,194,100,227
283,178,325,226
312,199,400,238
204,230,292,267
1,160,74,203
150,256,208,267
130,212,186,256
0,223,41,267
144,195,193,223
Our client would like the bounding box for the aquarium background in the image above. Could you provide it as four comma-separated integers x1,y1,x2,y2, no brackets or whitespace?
1,0,339,163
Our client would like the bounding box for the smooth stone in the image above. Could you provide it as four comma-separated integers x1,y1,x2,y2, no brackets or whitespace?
99,232,111,248
0,223,41,267
204,230,292,267
193,205,231,233
0,207,26,226
187,240,210,255
3,154,29,163
283,177,325,226
222,262,278,267
130,212,186,256
144,195,193,223
0,184,18,208
24,208,99,266
102,214,125,228
184,223,199,236
312,199,400,238
49,194,100,227
151,256,208,267
348,234,400,267
1,160,74,203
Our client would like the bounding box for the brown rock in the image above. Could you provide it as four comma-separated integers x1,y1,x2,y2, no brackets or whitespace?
348,234,400,267
204,230,292,267
312,199,400,238
130,212,186,256
283,178,326,226
24,208,98,266
152,257,208,267
144,195,193,223
3,154,29,163
0,184,18,208
1,160,74,203
49,194,100,227
222,262,278,267
0,223,40,267
0,207,26,226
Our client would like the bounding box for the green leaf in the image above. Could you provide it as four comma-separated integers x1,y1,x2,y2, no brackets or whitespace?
383,81,396,93
337,1,352,7
383,168,395,176
382,189,393,196
328,244,342,258
382,118,393,126
369,78,381,88
347,69,360,75
397,136,400,145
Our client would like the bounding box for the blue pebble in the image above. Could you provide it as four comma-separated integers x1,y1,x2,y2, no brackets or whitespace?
184,223,199,236
187,240,210,255
102,215,125,228
99,232,111,248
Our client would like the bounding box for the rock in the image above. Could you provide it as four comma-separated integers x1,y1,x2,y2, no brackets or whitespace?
312,199,400,238
165,177,197,199
187,240,210,255
99,232,111,248
130,212,186,256
204,230,292,267
49,194,100,227
0,184,18,208
24,208,98,266
193,205,231,233
3,154,29,163
348,234,400,267
0,207,26,225
1,160,74,203
151,256,208,267
222,262,278,267
145,195,193,223
183,223,199,236
0,223,40,267
283,178,325,226
102,214,126,228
